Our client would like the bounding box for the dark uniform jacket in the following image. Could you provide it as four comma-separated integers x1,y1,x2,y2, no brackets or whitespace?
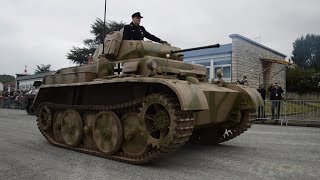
257,88,266,100
268,86,284,100
123,22,161,43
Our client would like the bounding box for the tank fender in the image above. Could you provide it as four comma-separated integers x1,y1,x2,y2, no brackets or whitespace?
163,80,208,111
225,84,263,109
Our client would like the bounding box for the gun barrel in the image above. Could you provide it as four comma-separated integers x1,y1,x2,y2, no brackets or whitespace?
171,44,220,54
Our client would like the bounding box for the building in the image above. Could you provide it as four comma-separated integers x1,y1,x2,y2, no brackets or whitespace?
184,34,288,89
16,71,56,91
3,81,16,92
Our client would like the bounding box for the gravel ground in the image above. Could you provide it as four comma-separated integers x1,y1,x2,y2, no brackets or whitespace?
0,108,319,180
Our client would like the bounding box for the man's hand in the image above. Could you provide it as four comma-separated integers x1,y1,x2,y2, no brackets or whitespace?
160,40,171,46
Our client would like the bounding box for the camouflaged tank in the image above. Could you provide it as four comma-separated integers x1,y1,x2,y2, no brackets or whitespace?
33,31,263,164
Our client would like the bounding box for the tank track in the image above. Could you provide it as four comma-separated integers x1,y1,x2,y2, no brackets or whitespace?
217,108,256,144
36,97,194,164
190,108,256,145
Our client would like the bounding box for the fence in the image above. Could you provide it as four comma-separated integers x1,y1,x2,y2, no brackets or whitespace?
256,100,320,125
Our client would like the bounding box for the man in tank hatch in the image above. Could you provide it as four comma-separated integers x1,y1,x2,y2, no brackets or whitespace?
123,12,170,45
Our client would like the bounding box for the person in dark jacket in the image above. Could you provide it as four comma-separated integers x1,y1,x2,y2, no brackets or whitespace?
268,81,284,120
257,84,266,120
123,12,169,44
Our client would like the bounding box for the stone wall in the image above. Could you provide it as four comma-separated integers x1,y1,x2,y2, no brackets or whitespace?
231,35,286,90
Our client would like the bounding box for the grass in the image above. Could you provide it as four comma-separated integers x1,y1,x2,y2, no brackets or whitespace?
262,101,320,116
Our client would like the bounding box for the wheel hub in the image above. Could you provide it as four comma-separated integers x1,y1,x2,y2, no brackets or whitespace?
153,111,170,130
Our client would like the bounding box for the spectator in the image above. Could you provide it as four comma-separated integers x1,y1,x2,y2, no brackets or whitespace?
268,81,284,121
257,84,266,120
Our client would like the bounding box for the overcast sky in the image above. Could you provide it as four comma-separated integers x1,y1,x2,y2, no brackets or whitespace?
1,0,319,76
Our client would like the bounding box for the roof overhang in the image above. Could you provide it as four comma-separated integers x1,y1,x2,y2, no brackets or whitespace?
260,58,294,65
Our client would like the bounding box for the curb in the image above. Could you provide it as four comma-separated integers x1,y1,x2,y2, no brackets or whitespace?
254,120,320,128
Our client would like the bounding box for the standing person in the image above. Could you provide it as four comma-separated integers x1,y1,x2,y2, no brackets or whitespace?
257,84,266,120
268,81,284,121
123,12,169,45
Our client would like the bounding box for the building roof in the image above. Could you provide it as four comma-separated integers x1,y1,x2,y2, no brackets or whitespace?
16,71,56,81
183,43,232,58
229,34,287,58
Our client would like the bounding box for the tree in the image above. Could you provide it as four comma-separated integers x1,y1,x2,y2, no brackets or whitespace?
35,64,51,74
286,67,320,93
291,34,320,70
67,18,126,65
0,74,15,83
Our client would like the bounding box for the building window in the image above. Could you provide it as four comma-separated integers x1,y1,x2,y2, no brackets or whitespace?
198,61,211,67
214,60,232,65
189,57,232,82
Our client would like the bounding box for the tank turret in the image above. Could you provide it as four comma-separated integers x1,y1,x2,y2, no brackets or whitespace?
93,31,220,62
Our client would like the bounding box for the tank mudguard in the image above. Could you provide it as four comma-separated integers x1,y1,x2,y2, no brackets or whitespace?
122,78,209,111
225,84,263,109
162,80,209,111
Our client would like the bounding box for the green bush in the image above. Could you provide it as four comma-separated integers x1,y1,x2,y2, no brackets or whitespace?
286,68,320,93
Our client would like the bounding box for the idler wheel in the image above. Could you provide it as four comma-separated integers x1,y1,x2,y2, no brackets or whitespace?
121,113,148,156
38,106,53,131
53,111,64,141
61,110,83,147
93,111,123,156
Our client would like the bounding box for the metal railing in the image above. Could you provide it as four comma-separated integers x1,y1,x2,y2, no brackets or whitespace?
256,100,320,125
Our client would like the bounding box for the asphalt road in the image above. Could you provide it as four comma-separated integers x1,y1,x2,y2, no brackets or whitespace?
0,108,319,180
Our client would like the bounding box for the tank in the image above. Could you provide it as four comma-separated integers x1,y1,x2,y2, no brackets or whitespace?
33,31,263,164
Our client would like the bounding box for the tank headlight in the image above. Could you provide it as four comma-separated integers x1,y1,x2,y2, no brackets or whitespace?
147,59,158,70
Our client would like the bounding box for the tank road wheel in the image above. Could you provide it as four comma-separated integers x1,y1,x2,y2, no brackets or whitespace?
190,108,256,145
121,113,148,156
53,111,64,142
37,106,52,131
61,110,83,147
93,111,123,156
83,113,96,148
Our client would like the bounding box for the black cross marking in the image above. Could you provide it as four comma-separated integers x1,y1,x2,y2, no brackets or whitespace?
114,63,123,75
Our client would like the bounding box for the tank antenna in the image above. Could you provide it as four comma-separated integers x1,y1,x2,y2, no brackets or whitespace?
102,0,107,55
